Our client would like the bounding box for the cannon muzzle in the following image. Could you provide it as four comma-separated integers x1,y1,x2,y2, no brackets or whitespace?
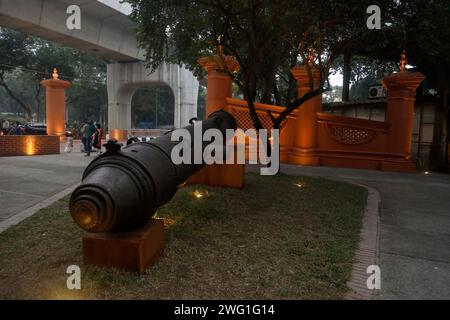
70,110,236,233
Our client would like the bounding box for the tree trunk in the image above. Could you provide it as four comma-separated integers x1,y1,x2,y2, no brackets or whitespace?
243,75,263,130
342,53,352,102
35,84,42,123
445,115,449,172
273,81,281,106
430,98,444,170
246,97,263,130
444,83,450,172
260,80,271,105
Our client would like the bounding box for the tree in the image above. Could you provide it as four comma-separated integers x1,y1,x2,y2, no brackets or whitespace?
0,28,34,120
30,40,78,121
323,86,343,103
346,0,450,169
0,28,77,121
197,85,207,120
131,85,175,129
0,27,108,125
66,52,108,125
332,55,397,100
128,0,391,132
397,0,450,170
341,52,352,102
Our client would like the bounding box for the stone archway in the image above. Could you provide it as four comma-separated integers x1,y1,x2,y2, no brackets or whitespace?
107,62,199,139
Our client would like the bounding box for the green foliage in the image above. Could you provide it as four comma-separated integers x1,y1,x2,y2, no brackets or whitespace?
197,85,207,121
131,85,175,129
349,0,450,94
0,29,32,70
323,86,343,103
401,0,450,96
0,27,108,123
127,0,384,128
331,55,396,101
333,56,396,86
127,0,449,132
0,29,35,119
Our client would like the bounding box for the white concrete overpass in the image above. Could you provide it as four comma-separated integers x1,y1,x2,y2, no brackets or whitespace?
0,0,199,132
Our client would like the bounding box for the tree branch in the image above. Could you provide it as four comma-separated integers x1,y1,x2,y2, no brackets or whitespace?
0,74,32,121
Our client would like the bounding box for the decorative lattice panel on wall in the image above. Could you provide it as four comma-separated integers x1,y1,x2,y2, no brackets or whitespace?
231,109,289,132
327,124,378,145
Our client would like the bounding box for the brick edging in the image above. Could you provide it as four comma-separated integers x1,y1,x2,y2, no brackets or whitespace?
344,184,381,300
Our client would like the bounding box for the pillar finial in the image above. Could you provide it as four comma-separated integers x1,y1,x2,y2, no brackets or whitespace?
198,35,240,73
52,68,59,80
400,50,408,72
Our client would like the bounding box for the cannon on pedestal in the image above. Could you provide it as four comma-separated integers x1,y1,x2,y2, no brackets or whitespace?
70,110,237,273
70,110,237,233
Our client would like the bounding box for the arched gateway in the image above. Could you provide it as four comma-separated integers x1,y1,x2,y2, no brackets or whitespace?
107,62,199,139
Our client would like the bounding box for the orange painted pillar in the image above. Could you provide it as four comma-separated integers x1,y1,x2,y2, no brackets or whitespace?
198,55,239,116
41,69,71,138
289,64,322,165
203,69,232,116
382,70,425,160
187,53,244,189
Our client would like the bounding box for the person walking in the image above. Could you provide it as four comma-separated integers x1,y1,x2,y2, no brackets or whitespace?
16,122,23,135
85,120,96,157
1,119,9,134
8,122,16,135
80,121,88,153
64,131,74,153
10,122,22,135
92,123,104,153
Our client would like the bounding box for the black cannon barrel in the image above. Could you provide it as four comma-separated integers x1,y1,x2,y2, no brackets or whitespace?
69,110,236,233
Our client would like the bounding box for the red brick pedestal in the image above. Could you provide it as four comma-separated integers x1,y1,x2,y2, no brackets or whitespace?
83,219,165,274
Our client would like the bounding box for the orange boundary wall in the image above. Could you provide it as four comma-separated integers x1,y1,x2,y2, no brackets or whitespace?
226,97,418,173
225,67,425,173
190,53,425,174
189,53,425,175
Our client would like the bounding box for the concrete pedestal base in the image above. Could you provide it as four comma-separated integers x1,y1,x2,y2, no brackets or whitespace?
83,219,164,274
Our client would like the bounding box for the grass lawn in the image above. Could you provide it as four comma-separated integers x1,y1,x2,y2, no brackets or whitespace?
0,173,367,300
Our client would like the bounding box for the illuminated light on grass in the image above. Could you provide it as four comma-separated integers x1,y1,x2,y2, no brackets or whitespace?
163,217,177,227
424,171,431,175
191,190,208,199
153,214,179,228
294,182,306,188
193,191,204,199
